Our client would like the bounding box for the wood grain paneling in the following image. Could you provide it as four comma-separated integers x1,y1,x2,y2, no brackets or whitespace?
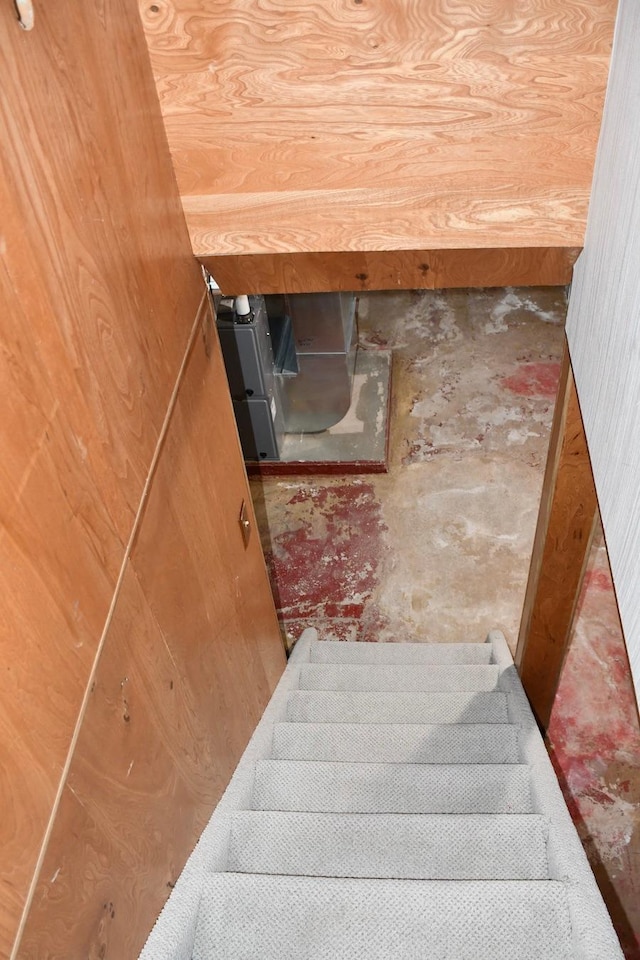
19,308,284,958
202,247,579,296
17,573,205,960
0,0,202,947
184,185,590,256
565,0,640,705
516,344,599,729
142,0,616,291
129,306,285,698
1,2,284,957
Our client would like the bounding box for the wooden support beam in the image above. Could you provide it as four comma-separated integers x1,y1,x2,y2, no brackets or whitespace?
516,341,598,730
200,247,579,296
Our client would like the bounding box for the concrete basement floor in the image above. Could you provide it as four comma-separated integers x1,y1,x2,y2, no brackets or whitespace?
249,287,640,958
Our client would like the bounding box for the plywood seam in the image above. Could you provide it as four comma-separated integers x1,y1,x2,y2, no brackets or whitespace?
9,289,207,960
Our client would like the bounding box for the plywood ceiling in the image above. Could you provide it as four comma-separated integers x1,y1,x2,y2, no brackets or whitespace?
141,0,617,271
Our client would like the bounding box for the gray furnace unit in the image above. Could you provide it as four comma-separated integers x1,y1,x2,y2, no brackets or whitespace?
216,292,356,461
215,295,284,461
267,293,357,435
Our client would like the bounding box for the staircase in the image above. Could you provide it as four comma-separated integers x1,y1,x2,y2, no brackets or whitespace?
141,630,623,960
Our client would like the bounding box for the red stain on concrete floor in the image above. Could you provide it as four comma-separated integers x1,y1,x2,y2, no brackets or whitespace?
501,361,562,398
548,535,640,960
264,481,388,639
583,567,617,592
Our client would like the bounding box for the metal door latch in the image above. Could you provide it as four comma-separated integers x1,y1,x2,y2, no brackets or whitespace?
239,500,251,548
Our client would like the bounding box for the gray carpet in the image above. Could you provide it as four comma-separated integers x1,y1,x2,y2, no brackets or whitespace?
287,689,508,723
309,639,493,664
227,811,550,879
298,662,501,691
271,720,521,763
193,875,573,960
252,758,532,813
140,631,624,960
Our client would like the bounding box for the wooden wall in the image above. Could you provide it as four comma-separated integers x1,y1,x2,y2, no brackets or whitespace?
565,0,640,703
0,3,285,958
142,0,616,292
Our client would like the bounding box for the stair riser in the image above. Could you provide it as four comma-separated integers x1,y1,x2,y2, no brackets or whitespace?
310,640,493,665
228,812,549,880
271,722,521,764
287,690,508,724
252,761,533,815
298,663,501,692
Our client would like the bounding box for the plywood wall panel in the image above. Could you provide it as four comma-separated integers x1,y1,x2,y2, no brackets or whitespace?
128,310,285,731
1,0,203,940
142,0,617,288
565,0,640,703
19,308,284,959
1,2,202,541
17,569,206,960
2,2,283,957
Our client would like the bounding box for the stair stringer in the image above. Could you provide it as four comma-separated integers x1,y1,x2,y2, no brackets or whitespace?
491,630,622,960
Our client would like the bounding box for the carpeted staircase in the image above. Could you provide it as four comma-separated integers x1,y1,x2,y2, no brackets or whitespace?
141,629,623,959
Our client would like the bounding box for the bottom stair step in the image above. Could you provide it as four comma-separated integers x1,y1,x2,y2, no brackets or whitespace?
228,811,550,880
193,874,573,960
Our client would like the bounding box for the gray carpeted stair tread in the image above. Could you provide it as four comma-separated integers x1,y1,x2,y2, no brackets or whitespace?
271,721,521,763
287,689,508,724
193,874,572,960
228,810,550,880
298,662,501,692
142,634,625,960
252,759,532,814
310,639,493,665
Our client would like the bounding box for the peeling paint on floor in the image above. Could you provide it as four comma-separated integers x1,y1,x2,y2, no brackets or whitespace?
252,287,566,646
252,479,389,641
249,286,640,956
373,458,542,644
501,361,562,398
381,289,564,468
